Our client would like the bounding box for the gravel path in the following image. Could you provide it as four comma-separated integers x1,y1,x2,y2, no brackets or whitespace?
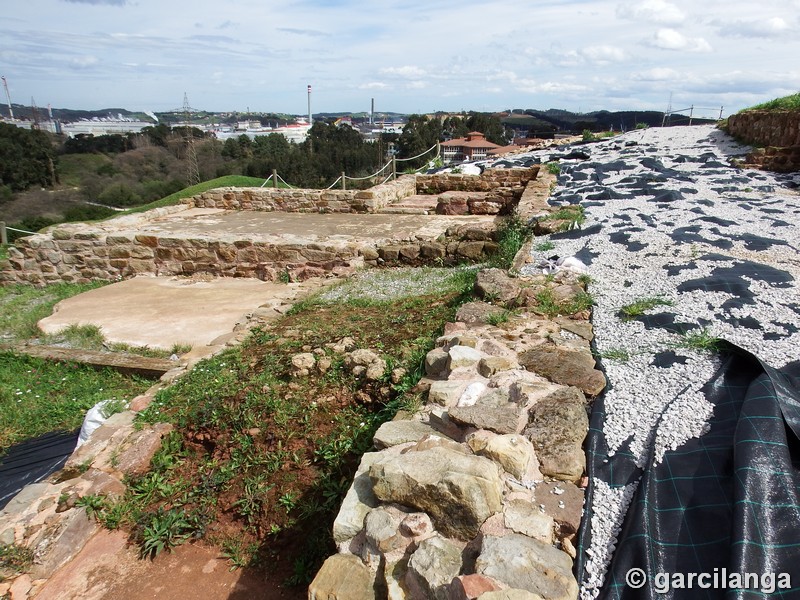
481,125,800,598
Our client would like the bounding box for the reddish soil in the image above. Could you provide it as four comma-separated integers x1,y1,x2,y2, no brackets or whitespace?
34,530,305,600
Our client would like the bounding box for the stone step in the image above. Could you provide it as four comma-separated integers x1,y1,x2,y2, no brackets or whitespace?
2,344,181,379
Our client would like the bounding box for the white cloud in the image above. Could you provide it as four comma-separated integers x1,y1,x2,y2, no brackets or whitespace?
70,55,99,68
646,28,712,52
582,45,627,64
617,0,685,25
358,82,389,90
718,17,790,38
632,67,680,81
379,66,427,78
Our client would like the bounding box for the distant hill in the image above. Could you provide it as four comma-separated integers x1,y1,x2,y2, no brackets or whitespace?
502,108,716,134
3,104,155,123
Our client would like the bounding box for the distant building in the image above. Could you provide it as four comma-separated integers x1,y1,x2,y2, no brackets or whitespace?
440,131,501,165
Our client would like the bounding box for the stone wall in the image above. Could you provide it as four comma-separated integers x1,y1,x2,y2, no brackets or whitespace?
192,168,539,217
726,110,800,148
418,167,540,216
192,176,417,214
0,222,503,286
416,167,540,195
310,267,603,599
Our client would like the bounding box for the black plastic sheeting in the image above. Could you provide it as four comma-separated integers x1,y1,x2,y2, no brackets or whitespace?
0,430,78,510
578,349,800,598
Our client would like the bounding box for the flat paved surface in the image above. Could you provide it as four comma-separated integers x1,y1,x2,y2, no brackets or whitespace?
33,529,299,600
37,276,310,350
80,208,498,246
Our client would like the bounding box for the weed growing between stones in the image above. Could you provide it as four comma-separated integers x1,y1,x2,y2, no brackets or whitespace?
90,267,476,589
538,205,586,232
486,309,514,326
534,240,556,252
489,215,531,270
533,287,594,318
596,348,631,362
619,296,675,320
678,328,724,353
0,543,33,580
546,162,561,175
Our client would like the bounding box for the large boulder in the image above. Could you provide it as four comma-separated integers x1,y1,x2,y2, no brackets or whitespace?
373,419,450,449
518,345,605,397
448,403,528,435
476,534,577,600
475,269,522,306
333,452,384,545
468,433,536,479
308,554,376,600
369,446,503,540
406,534,464,600
524,387,589,483
455,302,507,325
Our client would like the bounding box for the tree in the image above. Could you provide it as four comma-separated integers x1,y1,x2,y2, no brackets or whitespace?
0,123,57,191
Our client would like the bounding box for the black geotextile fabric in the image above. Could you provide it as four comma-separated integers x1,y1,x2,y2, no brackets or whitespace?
0,430,78,510
577,347,800,598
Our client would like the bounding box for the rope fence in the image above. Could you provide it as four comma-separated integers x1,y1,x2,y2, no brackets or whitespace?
662,105,725,127
1,221,38,244
0,144,445,246
394,143,438,163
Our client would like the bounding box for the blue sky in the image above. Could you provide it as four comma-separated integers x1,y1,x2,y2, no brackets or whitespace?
2,0,799,117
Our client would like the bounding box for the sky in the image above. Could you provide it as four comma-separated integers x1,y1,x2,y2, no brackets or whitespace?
2,0,799,118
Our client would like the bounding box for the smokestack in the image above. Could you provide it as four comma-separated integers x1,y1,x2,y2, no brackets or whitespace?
307,84,312,127
371,98,374,126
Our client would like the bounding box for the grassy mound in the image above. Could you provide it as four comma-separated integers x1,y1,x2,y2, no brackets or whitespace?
122,175,270,214
742,92,800,113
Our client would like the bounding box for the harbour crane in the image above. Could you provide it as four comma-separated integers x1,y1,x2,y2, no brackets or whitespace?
1,76,13,120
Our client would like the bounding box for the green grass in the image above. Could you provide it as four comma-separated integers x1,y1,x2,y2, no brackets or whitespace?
0,351,149,452
40,323,191,358
121,175,272,214
0,245,7,262
619,296,675,320
742,92,800,113
545,162,560,175
0,281,107,342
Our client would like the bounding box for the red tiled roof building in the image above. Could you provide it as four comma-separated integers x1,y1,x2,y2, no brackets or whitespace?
440,131,501,165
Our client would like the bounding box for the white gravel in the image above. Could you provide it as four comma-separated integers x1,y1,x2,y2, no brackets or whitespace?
500,125,800,598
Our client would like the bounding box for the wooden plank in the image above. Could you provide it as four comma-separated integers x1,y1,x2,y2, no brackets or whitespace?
1,344,182,379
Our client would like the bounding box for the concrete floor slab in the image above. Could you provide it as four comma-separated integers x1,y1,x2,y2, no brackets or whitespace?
37,276,309,350
72,207,498,247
